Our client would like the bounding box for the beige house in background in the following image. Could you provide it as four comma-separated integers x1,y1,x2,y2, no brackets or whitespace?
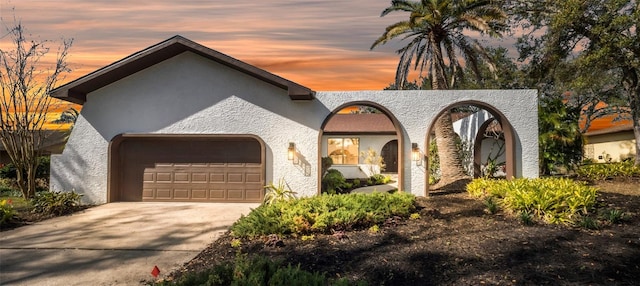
583,118,636,163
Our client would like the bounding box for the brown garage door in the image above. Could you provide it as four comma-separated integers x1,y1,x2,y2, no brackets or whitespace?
115,136,264,202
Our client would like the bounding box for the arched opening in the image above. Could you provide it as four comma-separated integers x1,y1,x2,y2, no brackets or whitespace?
424,101,516,195
318,101,404,194
473,118,506,178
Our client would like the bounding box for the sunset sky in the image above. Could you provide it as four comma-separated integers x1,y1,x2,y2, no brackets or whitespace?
1,0,517,128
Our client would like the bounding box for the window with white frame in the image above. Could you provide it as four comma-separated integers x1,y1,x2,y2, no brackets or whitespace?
327,138,359,165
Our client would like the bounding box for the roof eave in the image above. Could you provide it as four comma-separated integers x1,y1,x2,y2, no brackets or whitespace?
49,35,316,104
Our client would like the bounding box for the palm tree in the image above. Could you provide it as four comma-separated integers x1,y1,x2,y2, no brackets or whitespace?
371,0,507,187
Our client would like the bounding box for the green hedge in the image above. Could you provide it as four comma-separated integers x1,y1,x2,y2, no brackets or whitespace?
467,178,598,225
231,192,416,238
576,160,640,180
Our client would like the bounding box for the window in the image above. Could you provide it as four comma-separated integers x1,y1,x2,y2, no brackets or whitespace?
328,138,359,165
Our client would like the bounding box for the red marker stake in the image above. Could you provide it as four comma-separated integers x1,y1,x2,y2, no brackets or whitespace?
151,265,161,278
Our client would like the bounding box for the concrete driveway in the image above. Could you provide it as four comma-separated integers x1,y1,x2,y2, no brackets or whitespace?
0,202,258,285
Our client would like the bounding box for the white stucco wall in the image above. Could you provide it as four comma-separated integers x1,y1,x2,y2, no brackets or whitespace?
51,51,539,204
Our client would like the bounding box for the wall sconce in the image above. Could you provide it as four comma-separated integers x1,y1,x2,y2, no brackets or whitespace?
288,142,296,161
411,143,420,161
412,143,422,166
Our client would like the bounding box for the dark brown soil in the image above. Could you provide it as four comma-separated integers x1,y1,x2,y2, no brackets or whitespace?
171,180,640,285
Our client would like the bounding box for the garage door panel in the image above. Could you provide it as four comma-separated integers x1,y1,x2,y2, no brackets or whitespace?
209,189,225,199
192,173,208,182
246,173,262,183
174,189,190,199
120,137,264,202
192,189,207,199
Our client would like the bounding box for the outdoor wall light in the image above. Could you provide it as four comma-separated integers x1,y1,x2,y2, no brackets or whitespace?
288,142,296,161
411,143,420,162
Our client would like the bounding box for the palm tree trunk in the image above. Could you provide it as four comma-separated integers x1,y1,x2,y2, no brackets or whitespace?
430,37,469,187
434,111,468,182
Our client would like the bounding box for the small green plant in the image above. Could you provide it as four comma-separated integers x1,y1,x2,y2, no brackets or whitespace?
31,190,82,216
368,224,380,233
0,199,16,227
230,238,242,248
301,234,315,241
409,213,421,220
518,211,534,226
483,196,499,214
263,178,297,205
600,209,626,224
578,216,599,230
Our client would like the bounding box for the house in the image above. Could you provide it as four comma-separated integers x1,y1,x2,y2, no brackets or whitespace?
583,115,636,163
48,35,539,204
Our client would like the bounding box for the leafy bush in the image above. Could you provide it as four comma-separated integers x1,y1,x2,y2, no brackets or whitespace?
31,191,82,216
0,199,16,226
576,160,640,180
467,178,598,226
370,174,390,185
263,179,297,205
155,254,359,286
231,192,416,238
0,156,50,180
322,169,349,194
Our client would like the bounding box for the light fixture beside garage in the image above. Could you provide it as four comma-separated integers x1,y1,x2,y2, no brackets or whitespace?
288,142,296,161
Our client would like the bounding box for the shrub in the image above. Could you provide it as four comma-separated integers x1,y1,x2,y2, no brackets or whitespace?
31,191,82,216
0,156,50,180
155,254,357,286
0,199,16,227
322,169,349,194
600,209,627,224
576,161,640,180
231,192,416,238
370,174,390,185
263,179,297,205
467,178,597,226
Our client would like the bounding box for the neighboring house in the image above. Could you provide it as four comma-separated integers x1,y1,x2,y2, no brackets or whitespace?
0,130,68,166
48,35,539,204
322,113,397,178
583,116,636,163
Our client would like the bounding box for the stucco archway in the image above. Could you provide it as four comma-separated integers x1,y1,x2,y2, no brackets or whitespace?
424,100,516,195
318,101,405,194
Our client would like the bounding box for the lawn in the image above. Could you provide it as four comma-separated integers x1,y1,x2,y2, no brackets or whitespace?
166,178,640,285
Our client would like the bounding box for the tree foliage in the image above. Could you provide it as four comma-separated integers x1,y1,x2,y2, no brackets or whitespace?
372,0,508,186
511,0,640,165
0,19,72,198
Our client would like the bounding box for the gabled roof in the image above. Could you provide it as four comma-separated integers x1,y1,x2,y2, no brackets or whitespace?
50,35,315,104
324,114,396,134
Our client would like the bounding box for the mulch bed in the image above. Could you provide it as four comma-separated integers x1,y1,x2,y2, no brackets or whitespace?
170,180,640,285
